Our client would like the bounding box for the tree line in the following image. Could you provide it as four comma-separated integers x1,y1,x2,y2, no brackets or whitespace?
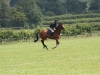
36,0,100,15
0,0,42,28
0,0,100,28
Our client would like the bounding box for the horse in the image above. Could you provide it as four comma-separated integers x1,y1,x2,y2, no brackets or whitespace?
34,23,65,50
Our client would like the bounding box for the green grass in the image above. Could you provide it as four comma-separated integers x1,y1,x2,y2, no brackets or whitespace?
0,36,100,75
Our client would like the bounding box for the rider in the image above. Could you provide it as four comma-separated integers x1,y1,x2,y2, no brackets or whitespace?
49,19,59,38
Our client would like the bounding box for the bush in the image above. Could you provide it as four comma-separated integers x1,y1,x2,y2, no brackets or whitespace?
0,30,34,41
33,27,47,37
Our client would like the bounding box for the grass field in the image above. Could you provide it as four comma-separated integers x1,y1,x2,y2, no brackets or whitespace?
0,36,100,75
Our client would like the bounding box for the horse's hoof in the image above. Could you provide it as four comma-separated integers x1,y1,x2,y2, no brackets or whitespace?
46,47,48,50
52,47,56,49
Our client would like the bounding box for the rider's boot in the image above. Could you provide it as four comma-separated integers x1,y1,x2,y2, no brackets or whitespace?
50,33,54,39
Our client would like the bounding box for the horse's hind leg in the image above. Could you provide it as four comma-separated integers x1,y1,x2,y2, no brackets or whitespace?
41,40,48,50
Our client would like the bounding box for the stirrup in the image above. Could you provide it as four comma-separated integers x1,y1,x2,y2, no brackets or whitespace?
50,36,53,39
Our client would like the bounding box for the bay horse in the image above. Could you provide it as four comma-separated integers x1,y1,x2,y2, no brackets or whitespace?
34,23,65,50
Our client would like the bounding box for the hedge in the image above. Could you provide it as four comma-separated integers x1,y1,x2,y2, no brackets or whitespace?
0,23,100,42
0,30,34,40
42,13,100,25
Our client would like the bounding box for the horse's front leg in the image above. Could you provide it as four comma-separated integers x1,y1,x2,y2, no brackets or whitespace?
52,39,59,49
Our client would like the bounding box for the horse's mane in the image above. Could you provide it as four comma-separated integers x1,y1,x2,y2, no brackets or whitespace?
56,23,63,29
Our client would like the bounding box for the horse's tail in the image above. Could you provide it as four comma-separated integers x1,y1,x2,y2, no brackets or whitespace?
34,32,39,42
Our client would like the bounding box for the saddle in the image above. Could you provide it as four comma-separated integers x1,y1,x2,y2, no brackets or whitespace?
47,29,54,39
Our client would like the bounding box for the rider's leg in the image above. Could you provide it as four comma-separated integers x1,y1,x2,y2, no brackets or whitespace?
49,28,54,38
50,32,54,38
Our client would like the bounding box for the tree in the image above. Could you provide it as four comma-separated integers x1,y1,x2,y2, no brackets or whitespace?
9,7,27,27
10,0,19,7
45,11,56,16
0,0,10,27
64,0,87,14
18,0,42,27
89,0,100,11
36,0,65,15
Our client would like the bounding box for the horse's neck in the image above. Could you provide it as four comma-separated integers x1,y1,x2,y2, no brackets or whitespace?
54,27,61,35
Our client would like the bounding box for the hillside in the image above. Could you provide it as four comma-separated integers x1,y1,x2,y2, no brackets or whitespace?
43,13,100,25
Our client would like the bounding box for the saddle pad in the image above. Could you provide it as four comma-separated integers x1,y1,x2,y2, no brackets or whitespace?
47,30,52,34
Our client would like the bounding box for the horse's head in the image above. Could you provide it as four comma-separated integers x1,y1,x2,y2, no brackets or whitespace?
56,23,65,30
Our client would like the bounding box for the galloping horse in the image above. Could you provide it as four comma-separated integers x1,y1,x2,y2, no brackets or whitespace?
34,23,65,50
